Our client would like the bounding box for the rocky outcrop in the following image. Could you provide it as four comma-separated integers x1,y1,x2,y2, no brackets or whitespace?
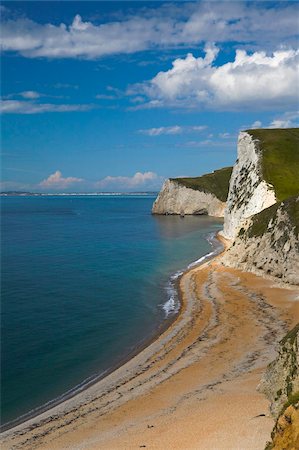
259,323,299,417
259,324,299,449
152,166,232,217
152,179,226,217
222,131,276,240
266,402,299,450
221,196,299,285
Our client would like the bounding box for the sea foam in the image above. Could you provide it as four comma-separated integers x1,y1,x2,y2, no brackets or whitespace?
162,232,222,318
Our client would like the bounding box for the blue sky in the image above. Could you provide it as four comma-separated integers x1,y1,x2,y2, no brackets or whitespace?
1,1,298,192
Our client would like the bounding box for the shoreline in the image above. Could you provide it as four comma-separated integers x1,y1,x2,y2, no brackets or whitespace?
0,231,224,435
1,234,298,449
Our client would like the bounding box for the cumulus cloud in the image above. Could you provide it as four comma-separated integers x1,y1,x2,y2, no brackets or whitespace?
1,3,298,59
269,119,293,129
40,170,83,189
136,45,299,110
138,125,207,136
249,112,299,130
0,100,94,114
251,121,263,129
269,111,299,129
96,171,163,191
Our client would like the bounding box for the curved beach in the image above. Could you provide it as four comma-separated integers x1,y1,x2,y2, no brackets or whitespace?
1,236,299,449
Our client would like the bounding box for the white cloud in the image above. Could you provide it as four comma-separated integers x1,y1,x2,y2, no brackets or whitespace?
269,120,292,129
40,171,83,189
191,125,207,132
1,3,298,59
20,90,41,99
54,83,79,90
96,86,124,100
268,111,299,129
139,126,182,136
96,171,163,191
95,94,117,100
0,100,94,114
138,125,207,136
249,112,299,129
136,45,299,111
251,120,263,129
219,132,231,139
182,139,233,148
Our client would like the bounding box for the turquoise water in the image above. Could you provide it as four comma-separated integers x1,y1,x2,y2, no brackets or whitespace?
1,195,223,426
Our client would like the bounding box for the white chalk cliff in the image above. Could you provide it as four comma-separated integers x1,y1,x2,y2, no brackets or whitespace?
153,128,298,285
222,132,276,240
221,197,299,285
152,179,226,217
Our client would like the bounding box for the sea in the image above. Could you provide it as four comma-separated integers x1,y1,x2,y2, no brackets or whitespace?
1,195,223,427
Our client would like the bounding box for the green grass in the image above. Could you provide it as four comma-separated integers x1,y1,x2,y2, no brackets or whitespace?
284,196,299,237
280,323,299,347
281,391,299,413
246,128,299,201
246,202,280,238
170,166,233,202
246,196,299,239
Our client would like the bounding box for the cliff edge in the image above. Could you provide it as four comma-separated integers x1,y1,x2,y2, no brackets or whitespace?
222,128,299,240
152,167,232,217
221,128,299,284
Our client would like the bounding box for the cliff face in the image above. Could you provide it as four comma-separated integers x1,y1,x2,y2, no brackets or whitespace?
259,324,299,417
222,128,299,240
222,131,276,239
220,128,299,284
152,179,226,217
152,166,232,217
259,324,299,449
221,197,299,285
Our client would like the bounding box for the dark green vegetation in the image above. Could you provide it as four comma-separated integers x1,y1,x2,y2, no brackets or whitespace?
281,391,299,414
245,202,280,238
247,128,299,202
170,167,233,202
281,323,299,347
243,196,299,239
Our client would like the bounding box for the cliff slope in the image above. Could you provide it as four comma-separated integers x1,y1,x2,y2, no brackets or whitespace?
222,128,299,239
152,167,232,217
221,196,299,284
259,324,299,449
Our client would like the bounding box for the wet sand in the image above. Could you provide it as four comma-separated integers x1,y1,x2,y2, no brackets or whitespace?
1,251,299,449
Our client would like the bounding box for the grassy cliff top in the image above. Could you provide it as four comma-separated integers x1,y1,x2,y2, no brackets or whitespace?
170,166,232,202
246,128,299,202
241,195,299,239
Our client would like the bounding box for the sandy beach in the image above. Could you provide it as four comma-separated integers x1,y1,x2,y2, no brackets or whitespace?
1,242,299,450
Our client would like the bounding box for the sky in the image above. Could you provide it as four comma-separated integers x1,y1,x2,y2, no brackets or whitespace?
1,1,299,192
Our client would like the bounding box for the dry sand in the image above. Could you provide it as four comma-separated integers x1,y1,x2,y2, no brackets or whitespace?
1,250,299,450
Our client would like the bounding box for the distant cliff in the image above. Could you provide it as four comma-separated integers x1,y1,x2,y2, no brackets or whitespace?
222,128,299,240
152,167,232,217
259,324,299,449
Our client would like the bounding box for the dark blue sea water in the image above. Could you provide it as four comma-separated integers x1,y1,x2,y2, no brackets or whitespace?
1,195,223,426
